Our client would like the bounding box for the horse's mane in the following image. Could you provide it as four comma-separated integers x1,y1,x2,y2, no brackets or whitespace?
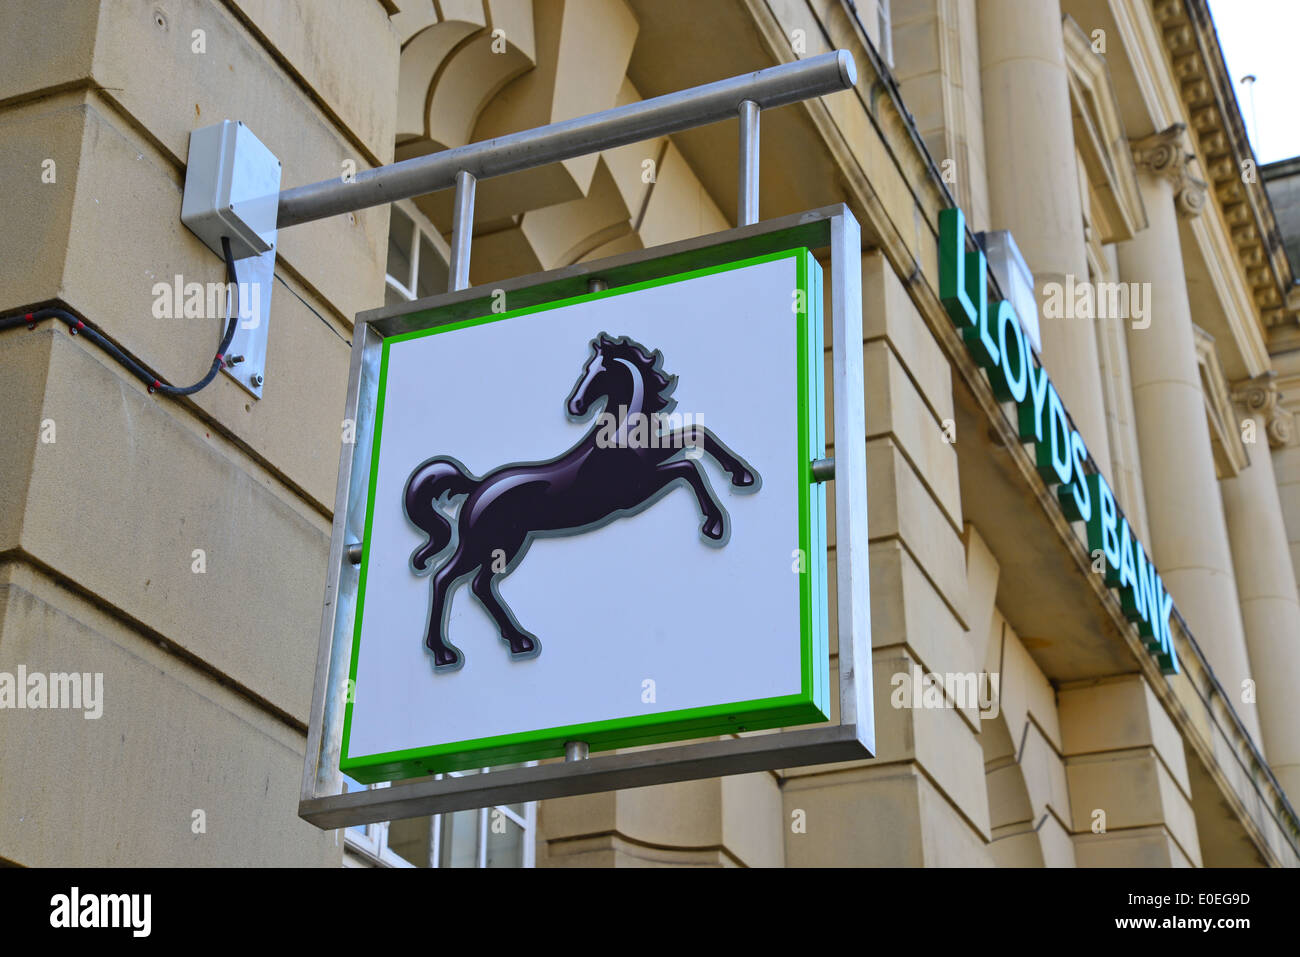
595,333,677,414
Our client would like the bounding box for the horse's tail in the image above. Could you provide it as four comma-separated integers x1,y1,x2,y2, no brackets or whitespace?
404,457,476,572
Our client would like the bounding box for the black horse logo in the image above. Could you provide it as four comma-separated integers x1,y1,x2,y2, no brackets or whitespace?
402,332,761,672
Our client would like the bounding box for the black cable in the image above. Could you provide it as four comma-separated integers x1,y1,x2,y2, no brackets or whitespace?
0,236,241,397
274,271,350,347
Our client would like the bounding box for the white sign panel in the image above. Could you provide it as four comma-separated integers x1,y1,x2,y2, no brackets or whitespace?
342,248,829,781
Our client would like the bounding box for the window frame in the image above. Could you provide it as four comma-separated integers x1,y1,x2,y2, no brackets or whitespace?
428,766,538,869
877,0,894,69
342,781,416,868
385,199,454,304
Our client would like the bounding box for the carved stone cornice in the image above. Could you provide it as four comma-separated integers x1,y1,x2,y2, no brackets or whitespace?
1131,123,1209,218
1232,371,1293,448
1151,0,1296,337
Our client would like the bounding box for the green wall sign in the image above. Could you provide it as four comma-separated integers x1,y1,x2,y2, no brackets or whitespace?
939,206,1179,675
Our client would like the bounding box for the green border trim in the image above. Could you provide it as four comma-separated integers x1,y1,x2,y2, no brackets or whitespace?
341,246,829,782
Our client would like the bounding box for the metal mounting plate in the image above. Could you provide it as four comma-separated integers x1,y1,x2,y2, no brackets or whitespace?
181,120,280,399
222,247,273,399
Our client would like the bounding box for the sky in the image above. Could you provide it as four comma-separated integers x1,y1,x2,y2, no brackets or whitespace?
1208,0,1300,165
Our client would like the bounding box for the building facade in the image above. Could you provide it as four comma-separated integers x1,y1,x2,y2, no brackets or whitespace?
2,0,1298,867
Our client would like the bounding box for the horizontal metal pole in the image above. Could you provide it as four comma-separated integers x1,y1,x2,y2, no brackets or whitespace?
277,50,857,229
300,724,870,829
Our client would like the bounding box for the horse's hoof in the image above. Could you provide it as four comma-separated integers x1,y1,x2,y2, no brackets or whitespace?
702,515,725,540
506,633,541,660
429,645,462,670
731,468,755,488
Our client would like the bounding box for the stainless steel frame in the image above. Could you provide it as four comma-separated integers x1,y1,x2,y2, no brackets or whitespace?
300,204,872,828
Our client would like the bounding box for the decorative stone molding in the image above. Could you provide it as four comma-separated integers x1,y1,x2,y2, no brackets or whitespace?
1131,123,1209,218
1150,0,1297,340
1232,371,1293,449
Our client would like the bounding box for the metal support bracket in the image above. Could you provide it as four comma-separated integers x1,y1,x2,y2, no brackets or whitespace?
180,120,279,399
224,246,274,398
182,53,856,403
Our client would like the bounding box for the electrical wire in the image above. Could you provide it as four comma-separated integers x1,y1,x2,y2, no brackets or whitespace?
275,271,350,347
0,236,241,397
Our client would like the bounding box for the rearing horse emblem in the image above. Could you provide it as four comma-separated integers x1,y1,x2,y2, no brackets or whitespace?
403,332,761,672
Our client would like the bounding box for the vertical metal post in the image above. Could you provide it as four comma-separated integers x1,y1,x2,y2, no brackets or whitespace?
448,169,476,292
830,210,872,753
737,99,760,226
301,319,380,807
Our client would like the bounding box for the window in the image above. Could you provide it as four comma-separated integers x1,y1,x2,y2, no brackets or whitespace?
843,0,893,69
341,771,537,868
877,0,893,68
385,201,451,307
430,768,537,869
341,779,416,868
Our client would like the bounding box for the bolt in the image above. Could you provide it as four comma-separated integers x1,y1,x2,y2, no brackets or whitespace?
226,354,245,367
251,373,264,387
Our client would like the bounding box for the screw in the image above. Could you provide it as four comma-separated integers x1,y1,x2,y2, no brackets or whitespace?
226,354,244,367
251,373,263,387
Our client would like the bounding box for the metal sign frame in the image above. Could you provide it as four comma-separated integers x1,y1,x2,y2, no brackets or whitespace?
299,204,871,828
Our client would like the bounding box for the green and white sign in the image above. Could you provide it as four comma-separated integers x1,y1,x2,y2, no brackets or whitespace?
940,206,1179,674
341,247,831,782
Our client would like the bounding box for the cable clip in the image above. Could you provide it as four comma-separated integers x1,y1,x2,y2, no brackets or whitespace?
148,379,161,395
70,320,84,336
25,312,35,330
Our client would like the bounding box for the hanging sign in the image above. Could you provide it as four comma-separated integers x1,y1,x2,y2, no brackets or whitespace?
341,247,831,782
